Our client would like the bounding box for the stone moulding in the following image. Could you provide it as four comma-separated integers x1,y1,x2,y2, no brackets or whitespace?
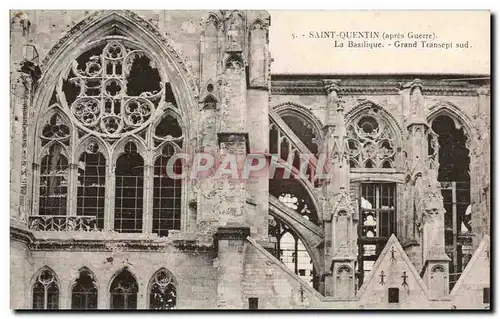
270,76,487,96
10,225,215,252
214,226,251,241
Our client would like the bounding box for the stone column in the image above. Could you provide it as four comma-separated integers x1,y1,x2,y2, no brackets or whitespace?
214,226,250,309
212,12,251,310
104,163,115,231
404,79,449,278
11,11,34,222
320,80,356,298
143,163,153,234
471,86,490,250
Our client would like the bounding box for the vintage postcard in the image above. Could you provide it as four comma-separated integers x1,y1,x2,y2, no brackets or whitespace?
9,9,490,310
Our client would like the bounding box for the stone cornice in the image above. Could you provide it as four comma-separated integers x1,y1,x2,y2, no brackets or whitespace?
214,226,251,241
271,75,489,96
10,225,215,252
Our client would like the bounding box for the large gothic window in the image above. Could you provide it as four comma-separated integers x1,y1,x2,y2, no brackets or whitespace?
110,269,138,309
149,268,177,309
71,268,98,309
431,115,471,288
347,104,400,288
32,268,59,310
32,36,185,233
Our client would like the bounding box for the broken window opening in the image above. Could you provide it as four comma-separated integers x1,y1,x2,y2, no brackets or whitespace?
114,142,144,233
281,114,319,155
77,143,106,230
268,216,318,290
39,144,69,216
149,268,177,309
126,55,161,97
110,269,138,309
432,115,471,289
269,178,319,225
155,114,182,139
71,268,98,309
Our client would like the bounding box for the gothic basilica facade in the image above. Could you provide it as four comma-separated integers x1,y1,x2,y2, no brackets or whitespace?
10,10,490,309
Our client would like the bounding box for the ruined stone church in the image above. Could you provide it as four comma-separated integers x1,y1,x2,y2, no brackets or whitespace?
10,10,490,309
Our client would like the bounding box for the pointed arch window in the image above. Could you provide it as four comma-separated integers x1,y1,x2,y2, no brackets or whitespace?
33,35,187,234
77,141,106,230
346,111,397,169
71,268,98,309
39,144,69,216
115,142,144,233
32,268,59,309
149,268,177,309
110,269,138,309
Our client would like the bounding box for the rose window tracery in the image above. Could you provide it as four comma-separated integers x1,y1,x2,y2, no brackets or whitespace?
347,113,396,168
65,39,164,137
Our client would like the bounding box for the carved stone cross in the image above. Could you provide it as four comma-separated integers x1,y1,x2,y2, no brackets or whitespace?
390,246,397,262
379,270,385,285
401,271,408,288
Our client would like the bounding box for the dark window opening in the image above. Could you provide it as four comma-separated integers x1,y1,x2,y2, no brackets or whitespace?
249,298,258,310
155,114,182,139
164,83,177,107
388,287,399,303
126,55,161,97
71,269,98,309
110,269,138,310
114,142,144,233
483,287,490,304
149,269,177,309
432,115,471,290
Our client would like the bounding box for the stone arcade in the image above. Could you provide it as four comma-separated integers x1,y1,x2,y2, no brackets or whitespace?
10,10,490,309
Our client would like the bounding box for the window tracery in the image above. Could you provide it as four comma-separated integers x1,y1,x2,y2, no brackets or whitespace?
32,268,59,309
149,268,177,309
40,112,70,146
65,39,164,137
347,112,396,169
32,36,185,234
